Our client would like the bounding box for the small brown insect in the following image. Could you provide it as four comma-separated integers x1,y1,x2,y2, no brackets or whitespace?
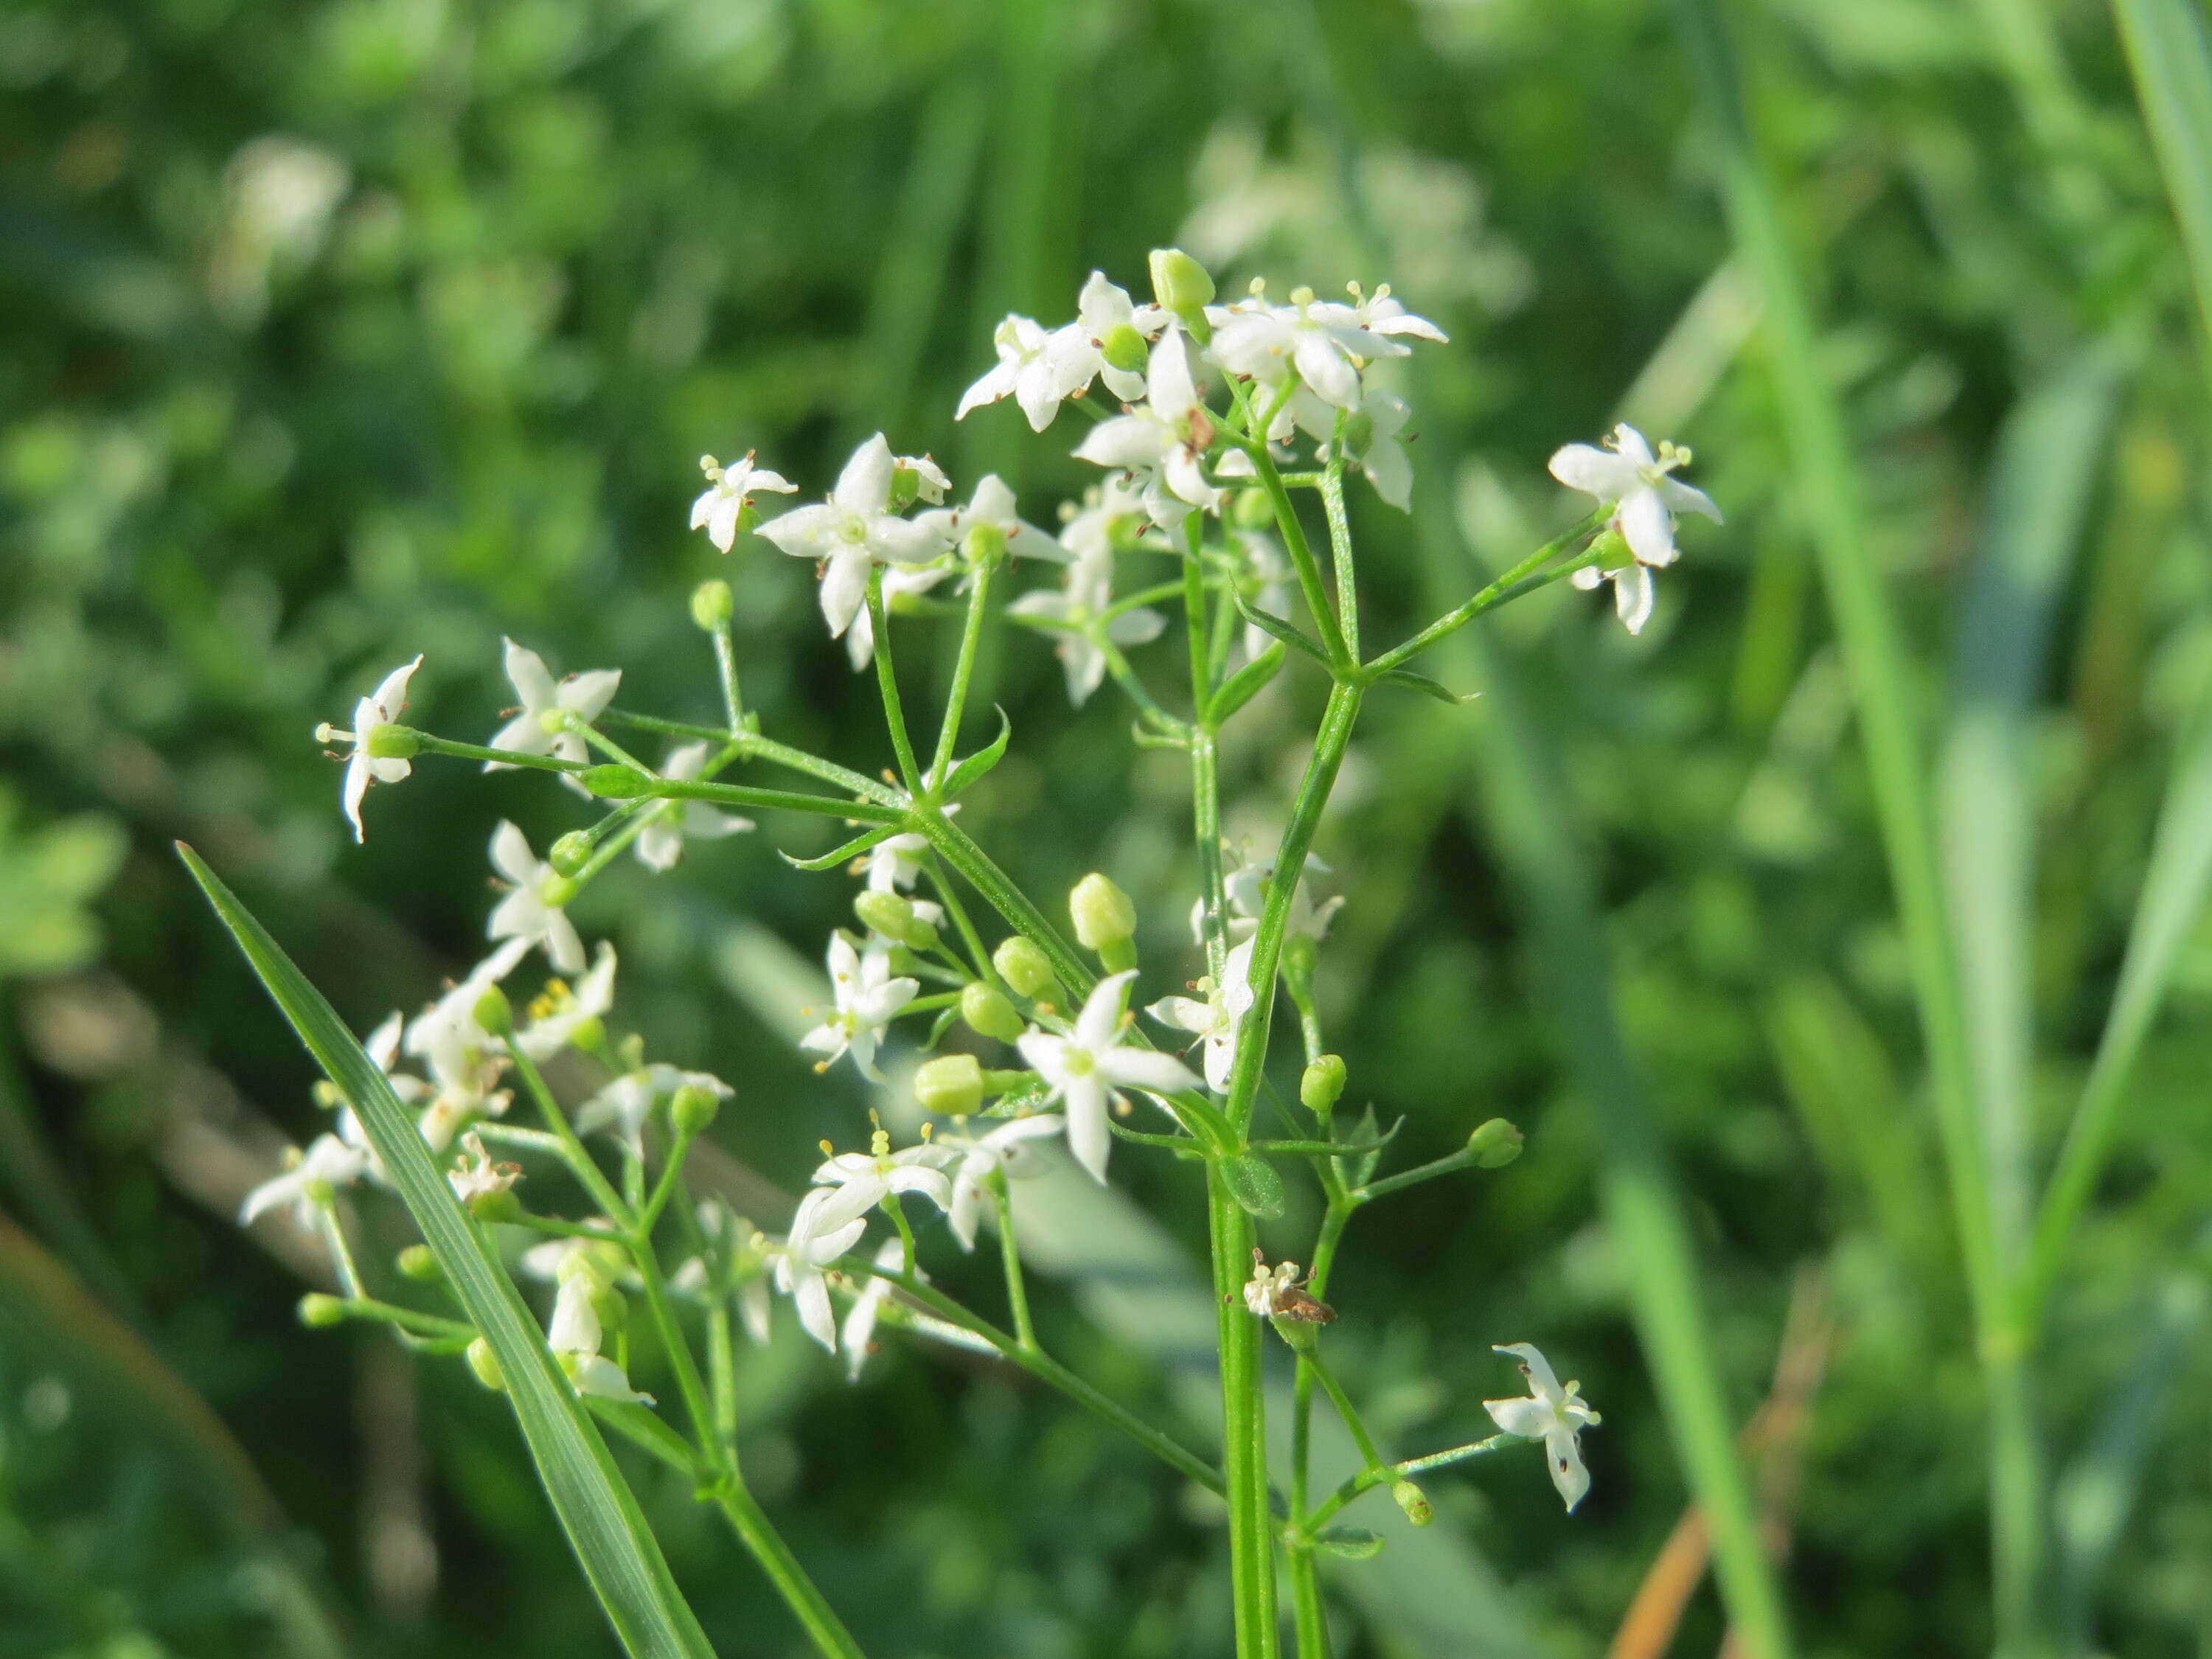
1242,1247,1338,1324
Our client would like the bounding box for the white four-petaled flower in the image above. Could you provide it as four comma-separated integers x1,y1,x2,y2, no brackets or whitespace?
636,741,753,871
774,1186,870,1352
1548,423,1722,636
1006,551,1167,707
1017,971,1201,1183
939,1113,1065,1251
514,942,617,1062
956,314,1088,431
1147,938,1256,1093
759,434,950,639
485,639,621,771
806,1128,955,1238
839,1237,916,1382
690,451,796,552
239,1130,370,1228
1484,1341,1601,1513
797,933,919,1082
577,1063,730,1154
1055,271,1169,404
1071,330,1227,529
487,821,587,975
320,654,422,844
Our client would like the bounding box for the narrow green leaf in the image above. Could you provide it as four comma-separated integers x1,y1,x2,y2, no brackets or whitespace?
1235,599,1331,664
1373,667,1475,706
1207,641,1286,726
943,706,1012,797
1222,1152,1287,1220
177,846,717,1659
2114,0,2212,368
1313,1526,1385,1560
781,824,900,874
2032,689,2212,1310
1940,352,2121,1265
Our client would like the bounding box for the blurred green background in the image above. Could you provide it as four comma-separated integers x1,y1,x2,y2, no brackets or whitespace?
4,0,2211,1655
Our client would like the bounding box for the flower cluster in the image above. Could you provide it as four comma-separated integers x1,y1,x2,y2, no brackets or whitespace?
262,248,1716,1638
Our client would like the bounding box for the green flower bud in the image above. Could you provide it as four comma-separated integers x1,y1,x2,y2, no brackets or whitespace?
1101,321,1150,375
961,981,1026,1043
1149,247,1216,317
1070,872,1136,953
310,1079,347,1110
474,983,513,1037
993,936,1059,1001
298,1293,348,1329
1467,1118,1523,1168
690,578,734,631
855,889,914,941
465,1336,505,1393
1391,1480,1433,1527
581,763,650,799
396,1244,442,1284
549,830,594,877
915,1052,985,1116
364,724,419,761
671,1082,723,1137
1232,487,1275,532
961,519,1009,567
1301,1054,1347,1114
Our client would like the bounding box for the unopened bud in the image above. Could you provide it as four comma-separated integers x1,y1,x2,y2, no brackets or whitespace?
993,936,1059,1001
855,890,937,952
915,1053,984,1116
364,724,419,761
1392,1481,1433,1526
1149,247,1215,318
465,1336,505,1393
581,763,650,799
1232,488,1275,531
1301,1054,1346,1114
690,578,734,631
961,982,1026,1043
396,1244,442,1283
1070,873,1136,957
474,983,514,1037
549,830,594,877
1467,1118,1523,1168
1100,322,1150,375
298,1293,348,1329
671,1082,723,1137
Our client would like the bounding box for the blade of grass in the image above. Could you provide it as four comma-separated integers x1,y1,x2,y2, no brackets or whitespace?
2113,0,2212,374
1663,1,2035,1643
1940,351,2121,1267
2031,689,2212,1315
178,846,718,1659
2053,1266,2208,1652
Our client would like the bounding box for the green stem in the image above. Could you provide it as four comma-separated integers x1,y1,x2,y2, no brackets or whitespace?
1222,681,1366,1135
333,1295,477,1343
1209,1165,1279,1659
1304,1348,1385,1472
1320,413,1359,658
406,731,583,773
713,1484,869,1659
710,619,746,733
638,1130,698,1236
1354,1150,1479,1202
991,1178,1037,1351
597,774,906,824
931,554,996,787
1301,1436,1515,1534
1361,512,1604,678
1230,394,1353,674
501,1040,632,1227
630,1234,726,1479
868,566,926,792
1288,1554,1332,1659
839,1256,1223,1492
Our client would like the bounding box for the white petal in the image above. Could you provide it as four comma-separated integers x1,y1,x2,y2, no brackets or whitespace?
1493,1342,1569,1405
833,434,897,513
342,754,372,844
501,639,557,712
1075,971,1137,1049
1659,476,1723,523
819,550,872,639
1074,414,1170,471
1617,487,1678,569
1611,424,1657,467
1062,1076,1111,1183
368,655,423,721
1547,444,1642,501
1545,1427,1592,1512
758,502,844,559
1613,564,1655,636
1484,1395,1555,1439
489,821,540,887
558,668,622,721
1099,1048,1203,1096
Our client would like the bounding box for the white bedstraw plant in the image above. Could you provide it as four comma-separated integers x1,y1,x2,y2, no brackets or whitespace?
245,248,1715,1659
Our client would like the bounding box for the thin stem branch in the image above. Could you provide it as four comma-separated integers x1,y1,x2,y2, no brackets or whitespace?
868,565,926,792
930,554,995,787
991,1178,1037,1352
1362,510,1604,678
